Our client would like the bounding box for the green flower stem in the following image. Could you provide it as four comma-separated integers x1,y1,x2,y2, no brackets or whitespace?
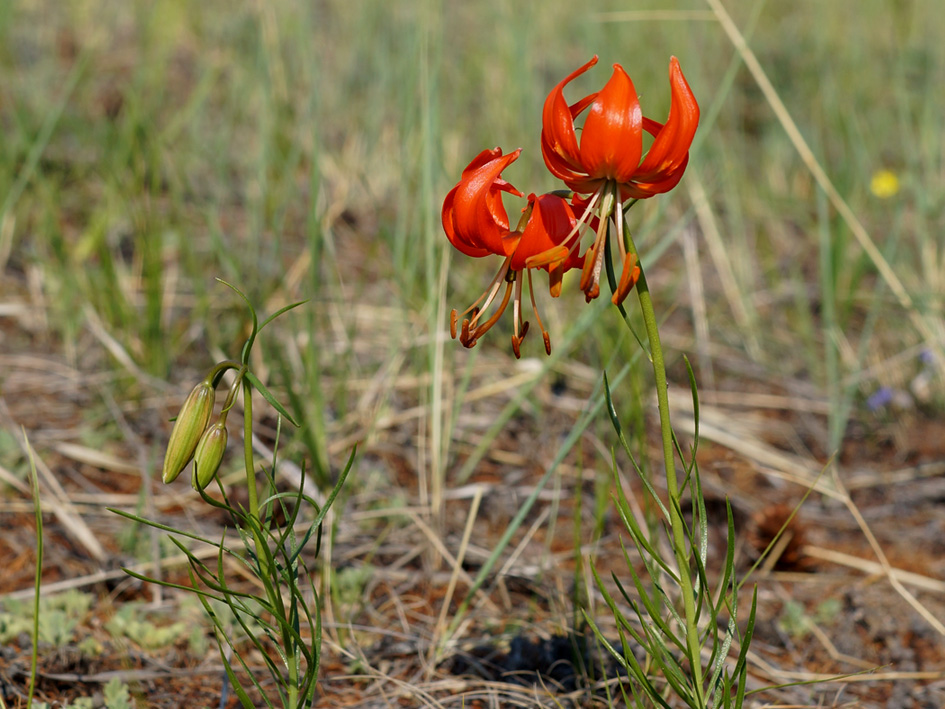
241,379,299,708
622,226,706,708
208,359,242,388
241,379,261,524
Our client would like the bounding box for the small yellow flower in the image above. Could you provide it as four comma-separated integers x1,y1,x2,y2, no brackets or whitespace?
870,169,899,199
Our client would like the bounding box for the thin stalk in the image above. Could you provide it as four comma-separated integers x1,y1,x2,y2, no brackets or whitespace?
25,434,42,709
621,221,706,707
242,380,299,707
241,379,262,542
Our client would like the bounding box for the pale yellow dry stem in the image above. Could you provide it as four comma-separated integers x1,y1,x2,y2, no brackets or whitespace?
52,442,140,475
806,620,876,671
429,246,451,541
405,509,497,612
681,222,715,391
82,304,165,388
253,0,288,103
429,484,483,671
686,170,762,360
830,470,945,637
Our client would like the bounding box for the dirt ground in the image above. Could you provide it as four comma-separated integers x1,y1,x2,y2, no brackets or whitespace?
1,302,945,709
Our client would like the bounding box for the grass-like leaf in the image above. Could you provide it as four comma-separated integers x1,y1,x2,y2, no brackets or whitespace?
604,374,670,522
244,370,301,428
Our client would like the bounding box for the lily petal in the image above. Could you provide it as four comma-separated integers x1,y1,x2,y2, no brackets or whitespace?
442,147,523,257
579,64,643,183
635,57,699,181
541,56,599,177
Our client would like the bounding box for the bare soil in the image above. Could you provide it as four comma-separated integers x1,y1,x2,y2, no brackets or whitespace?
1,303,945,709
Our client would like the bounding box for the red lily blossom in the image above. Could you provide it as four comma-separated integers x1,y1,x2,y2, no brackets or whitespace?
443,147,582,357
534,56,699,305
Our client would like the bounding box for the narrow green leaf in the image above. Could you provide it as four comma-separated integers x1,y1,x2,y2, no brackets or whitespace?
244,370,301,427
683,354,700,461
215,279,259,364
734,588,758,705
219,644,260,709
604,376,671,521
108,507,234,551
258,299,308,332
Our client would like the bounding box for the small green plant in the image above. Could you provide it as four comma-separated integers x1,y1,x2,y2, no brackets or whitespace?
105,602,190,650
111,281,352,709
102,678,133,709
778,598,841,639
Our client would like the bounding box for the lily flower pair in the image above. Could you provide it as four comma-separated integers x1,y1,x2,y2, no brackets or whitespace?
443,55,699,356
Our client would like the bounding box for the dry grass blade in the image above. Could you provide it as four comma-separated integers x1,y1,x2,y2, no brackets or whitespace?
1,400,106,562
668,389,831,496
802,546,945,595
53,442,140,476
3,545,223,601
829,469,945,638
430,484,483,667
686,169,761,361
406,509,497,614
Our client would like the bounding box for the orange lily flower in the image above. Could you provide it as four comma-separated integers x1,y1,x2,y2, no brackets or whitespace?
443,148,582,357
534,56,699,305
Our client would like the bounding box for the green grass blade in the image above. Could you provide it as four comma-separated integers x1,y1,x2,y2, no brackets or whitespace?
24,432,43,709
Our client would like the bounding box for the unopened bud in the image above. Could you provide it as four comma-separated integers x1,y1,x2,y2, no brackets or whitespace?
162,381,215,483
192,422,228,490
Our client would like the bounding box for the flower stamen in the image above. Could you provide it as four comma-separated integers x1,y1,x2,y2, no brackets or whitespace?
462,278,514,348
527,268,552,355
612,193,641,305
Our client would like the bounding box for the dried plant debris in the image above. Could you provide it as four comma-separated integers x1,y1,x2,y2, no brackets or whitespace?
747,502,814,571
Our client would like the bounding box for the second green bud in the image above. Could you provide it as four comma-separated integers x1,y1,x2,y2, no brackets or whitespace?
192,422,228,490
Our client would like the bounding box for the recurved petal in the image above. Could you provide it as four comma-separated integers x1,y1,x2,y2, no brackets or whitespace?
442,147,523,257
619,155,690,200
579,64,643,182
541,131,589,185
635,57,699,180
541,56,599,175
442,183,491,258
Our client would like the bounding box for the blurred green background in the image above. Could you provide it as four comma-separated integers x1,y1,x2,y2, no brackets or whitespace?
2,0,943,461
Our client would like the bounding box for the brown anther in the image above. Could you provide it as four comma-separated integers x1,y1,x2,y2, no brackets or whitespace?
510,321,530,359
462,280,514,347
450,309,459,339
543,332,551,355
548,265,565,298
612,253,641,306
524,245,569,269
579,245,596,293
460,318,472,345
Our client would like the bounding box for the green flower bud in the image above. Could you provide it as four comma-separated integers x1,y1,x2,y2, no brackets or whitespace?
162,381,215,483
192,422,228,490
